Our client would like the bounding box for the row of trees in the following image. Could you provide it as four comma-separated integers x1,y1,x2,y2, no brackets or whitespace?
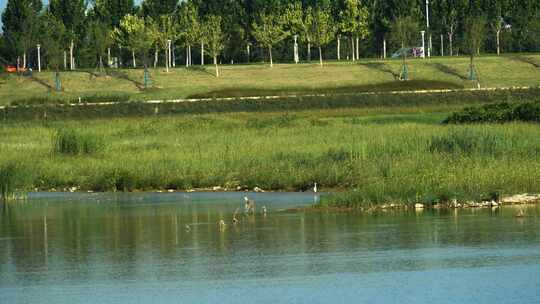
1,0,540,76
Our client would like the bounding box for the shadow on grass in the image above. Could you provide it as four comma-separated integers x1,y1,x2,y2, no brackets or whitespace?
359,62,400,79
187,80,464,99
507,56,540,68
186,65,216,77
428,63,468,80
29,75,55,90
108,70,145,90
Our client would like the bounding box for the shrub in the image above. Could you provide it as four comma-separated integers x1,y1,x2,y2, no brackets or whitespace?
53,128,106,155
444,101,540,124
0,161,32,201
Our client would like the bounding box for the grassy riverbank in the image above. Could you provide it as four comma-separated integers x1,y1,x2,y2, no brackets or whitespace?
2,104,540,204
1,54,539,106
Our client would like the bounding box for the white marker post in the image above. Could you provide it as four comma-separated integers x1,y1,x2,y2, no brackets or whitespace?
37,44,41,72
421,31,426,59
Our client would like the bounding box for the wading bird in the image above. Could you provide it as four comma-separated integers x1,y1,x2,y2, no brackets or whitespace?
244,197,256,214
233,208,240,224
218,219,226,231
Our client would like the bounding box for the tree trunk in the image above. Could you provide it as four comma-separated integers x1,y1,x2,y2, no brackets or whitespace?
201,42,205,66
318,46,323,67
16,56,20,72
449,34,453,56
307,40,311,62
171,43,175,67
383,38,387,59
64,51,67,70
165,48,169,73
440,34,444,56
214,55,219,77
132,51,136,68
356,37,360,60
350,37,355,61
119,45,123,67
107,48,111,67
70,41,74,70
189,45,192,66
269,46,273,68
23,53,26,69
337,35,341,61
247,44,250,63
99,56,104,73
496,30,501,55
186,45,189,68
154,49,158,68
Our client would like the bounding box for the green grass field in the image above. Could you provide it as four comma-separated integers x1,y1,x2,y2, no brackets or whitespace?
2,104,540,205
1,54,539,106
1,54,540,204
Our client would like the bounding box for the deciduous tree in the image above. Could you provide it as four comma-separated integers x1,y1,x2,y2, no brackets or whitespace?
390,16,419,80
252,12,289,67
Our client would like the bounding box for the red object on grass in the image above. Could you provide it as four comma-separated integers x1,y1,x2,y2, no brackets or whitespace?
5,65,18,73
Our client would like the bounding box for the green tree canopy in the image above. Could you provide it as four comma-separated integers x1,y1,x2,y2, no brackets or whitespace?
252,12,290,67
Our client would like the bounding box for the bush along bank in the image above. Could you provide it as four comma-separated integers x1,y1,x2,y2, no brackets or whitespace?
2,87,540,121
444,100,540,124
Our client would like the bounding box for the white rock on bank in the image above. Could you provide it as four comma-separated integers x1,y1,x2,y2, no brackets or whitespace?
501,194,540,204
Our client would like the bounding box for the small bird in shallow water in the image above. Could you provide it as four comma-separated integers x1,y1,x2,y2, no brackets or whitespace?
244,196,256,214
185,225,191,232
516,209,525,218
262,206,267,215
218,219,226,230
313,183,318,193
233,208,240,224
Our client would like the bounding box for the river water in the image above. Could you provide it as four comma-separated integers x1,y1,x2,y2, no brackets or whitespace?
1,192,539,304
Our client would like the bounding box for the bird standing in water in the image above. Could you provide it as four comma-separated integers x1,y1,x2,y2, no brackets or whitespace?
218,219,226,231
233,208,240,224
313,183,318,193
244,196,256,214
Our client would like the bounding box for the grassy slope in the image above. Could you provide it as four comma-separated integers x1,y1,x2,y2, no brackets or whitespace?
2,106,540,205
1,55,539,106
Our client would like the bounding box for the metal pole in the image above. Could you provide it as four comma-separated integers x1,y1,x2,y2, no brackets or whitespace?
426,0,431,58
37,44,41,72
421,31,426,59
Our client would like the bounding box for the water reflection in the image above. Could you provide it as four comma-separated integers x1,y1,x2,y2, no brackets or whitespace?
0,194,539,303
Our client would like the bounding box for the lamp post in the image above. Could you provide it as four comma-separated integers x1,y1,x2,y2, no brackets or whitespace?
421,31,426,59
426,0,431,58
37,44,41,72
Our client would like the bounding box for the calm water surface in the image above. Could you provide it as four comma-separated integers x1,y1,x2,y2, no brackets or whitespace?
1,192,539,303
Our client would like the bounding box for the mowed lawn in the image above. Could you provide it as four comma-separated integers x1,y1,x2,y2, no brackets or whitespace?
1,54,539,106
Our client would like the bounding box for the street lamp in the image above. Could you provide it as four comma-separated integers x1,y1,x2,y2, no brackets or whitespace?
426,0,431,58
37,44,41,72
421,31,426,59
